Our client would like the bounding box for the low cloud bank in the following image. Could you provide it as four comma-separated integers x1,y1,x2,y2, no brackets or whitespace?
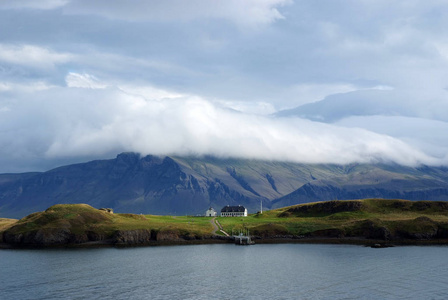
0,77,443,173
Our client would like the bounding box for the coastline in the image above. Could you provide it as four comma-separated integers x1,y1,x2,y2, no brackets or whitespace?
3,199,448,250
2,235,448,250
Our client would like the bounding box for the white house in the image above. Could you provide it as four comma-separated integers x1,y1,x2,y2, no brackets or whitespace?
220,205,247,217
205,207,217,217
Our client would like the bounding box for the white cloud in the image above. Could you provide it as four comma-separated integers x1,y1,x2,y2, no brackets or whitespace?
0,80,56,92
280,83,360,108
2,1,448,172
0,44,72,69
0,0,292,26
62,0,292,27
0,80,437,169
66,72,187,99
214,100,277,115
0,82,10,92
433,41,448,61
0,0,68,10
65,72,108,89
336,115,448,161
38,91,437,166
117,84,184,101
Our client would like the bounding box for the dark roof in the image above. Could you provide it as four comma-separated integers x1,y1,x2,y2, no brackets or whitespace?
221,205,246,213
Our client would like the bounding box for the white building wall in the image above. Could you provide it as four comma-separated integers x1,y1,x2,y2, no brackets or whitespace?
206,209,217,217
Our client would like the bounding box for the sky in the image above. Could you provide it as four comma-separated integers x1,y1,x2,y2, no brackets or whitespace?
1,0,448,172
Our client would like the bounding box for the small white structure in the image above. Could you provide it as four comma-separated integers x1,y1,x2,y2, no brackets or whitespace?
220,205,247,217
205,207,217,217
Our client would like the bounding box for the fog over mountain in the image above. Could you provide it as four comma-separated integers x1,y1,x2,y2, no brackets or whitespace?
1,1,448,172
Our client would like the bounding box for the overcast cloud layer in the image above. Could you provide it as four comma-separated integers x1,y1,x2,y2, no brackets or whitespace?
1,0,448,172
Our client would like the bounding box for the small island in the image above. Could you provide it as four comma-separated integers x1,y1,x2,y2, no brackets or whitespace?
2,199,448,248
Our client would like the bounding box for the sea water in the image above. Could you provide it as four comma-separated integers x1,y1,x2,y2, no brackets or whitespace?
1,244,447,299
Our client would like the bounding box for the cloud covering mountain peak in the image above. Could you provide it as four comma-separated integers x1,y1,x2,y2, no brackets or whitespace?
1,1,448,172
0,76,443,172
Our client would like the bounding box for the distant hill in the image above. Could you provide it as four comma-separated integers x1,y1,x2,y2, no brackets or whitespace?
1,153,448,218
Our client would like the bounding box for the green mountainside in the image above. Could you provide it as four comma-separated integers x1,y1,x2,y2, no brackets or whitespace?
1,153,448,218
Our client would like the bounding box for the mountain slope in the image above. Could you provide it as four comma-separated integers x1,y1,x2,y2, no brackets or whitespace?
272,164,448,208
0,153,313,218
1,153,448,218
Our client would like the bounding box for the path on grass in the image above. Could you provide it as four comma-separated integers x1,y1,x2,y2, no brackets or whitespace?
210,217,219,234
211,217,230,236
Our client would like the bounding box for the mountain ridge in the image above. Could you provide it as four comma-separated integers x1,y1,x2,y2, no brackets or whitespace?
1,153,448,218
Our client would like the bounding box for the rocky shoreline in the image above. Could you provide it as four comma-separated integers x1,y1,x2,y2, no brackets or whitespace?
2,230,448,249
3,200,448,249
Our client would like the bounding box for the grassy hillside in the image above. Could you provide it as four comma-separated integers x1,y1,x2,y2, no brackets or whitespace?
220,199,448,239
2,204,214,244
0,218,17,231
2,199,448,247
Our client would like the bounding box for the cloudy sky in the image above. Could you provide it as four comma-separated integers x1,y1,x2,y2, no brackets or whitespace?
1,0,448,172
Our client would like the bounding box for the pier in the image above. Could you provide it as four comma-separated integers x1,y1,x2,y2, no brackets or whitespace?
233,229,255,245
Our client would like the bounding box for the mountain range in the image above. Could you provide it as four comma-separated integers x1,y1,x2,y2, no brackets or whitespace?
1,152,448,218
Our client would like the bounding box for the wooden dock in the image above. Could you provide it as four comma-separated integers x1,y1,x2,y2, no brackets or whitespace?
234,231,255,245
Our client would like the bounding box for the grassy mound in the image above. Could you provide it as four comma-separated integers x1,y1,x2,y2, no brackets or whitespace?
278,199,448,217
8,204,115,236
2,204,214,246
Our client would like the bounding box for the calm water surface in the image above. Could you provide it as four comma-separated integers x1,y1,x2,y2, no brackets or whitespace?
1,244,447,299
